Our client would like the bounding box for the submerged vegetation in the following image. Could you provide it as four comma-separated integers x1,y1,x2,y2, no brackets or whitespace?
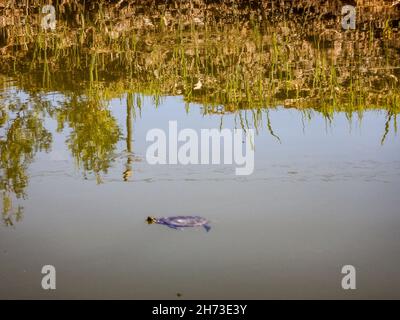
0,0,400,225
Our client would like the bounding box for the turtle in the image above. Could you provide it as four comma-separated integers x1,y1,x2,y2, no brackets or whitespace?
146,216,211,232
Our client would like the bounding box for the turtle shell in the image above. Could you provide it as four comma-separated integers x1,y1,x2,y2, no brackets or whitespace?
156,216,211,231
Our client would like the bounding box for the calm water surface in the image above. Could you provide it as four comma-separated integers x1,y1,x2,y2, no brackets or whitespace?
0,83,399,299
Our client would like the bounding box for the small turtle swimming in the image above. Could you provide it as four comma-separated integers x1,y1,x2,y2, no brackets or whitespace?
146,216,211,232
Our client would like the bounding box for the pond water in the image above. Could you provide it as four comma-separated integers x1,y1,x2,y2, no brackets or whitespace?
1,2,400,298
0,83,399,299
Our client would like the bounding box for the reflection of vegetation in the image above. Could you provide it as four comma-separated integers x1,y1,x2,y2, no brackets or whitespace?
0,77,123,226
381,111,398,145
1,0,399,141
0,1,399,226
1,1,399,124
0,97,51,226
123,92,135,181
56,95,121,184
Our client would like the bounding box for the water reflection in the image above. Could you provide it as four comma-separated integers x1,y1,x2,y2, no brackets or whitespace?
55,94,121,184
0,93,52,226
0,3,399,228
1,84,398,227
123,93,135,182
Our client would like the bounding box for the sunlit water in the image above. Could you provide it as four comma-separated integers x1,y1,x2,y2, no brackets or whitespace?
0,85,399,299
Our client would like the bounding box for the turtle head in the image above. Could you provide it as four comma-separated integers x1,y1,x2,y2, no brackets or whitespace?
146,216,157,224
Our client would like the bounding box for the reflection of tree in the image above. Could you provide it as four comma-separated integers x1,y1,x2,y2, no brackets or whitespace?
123,93,135,181
0,101,52,226
56,95,121,184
